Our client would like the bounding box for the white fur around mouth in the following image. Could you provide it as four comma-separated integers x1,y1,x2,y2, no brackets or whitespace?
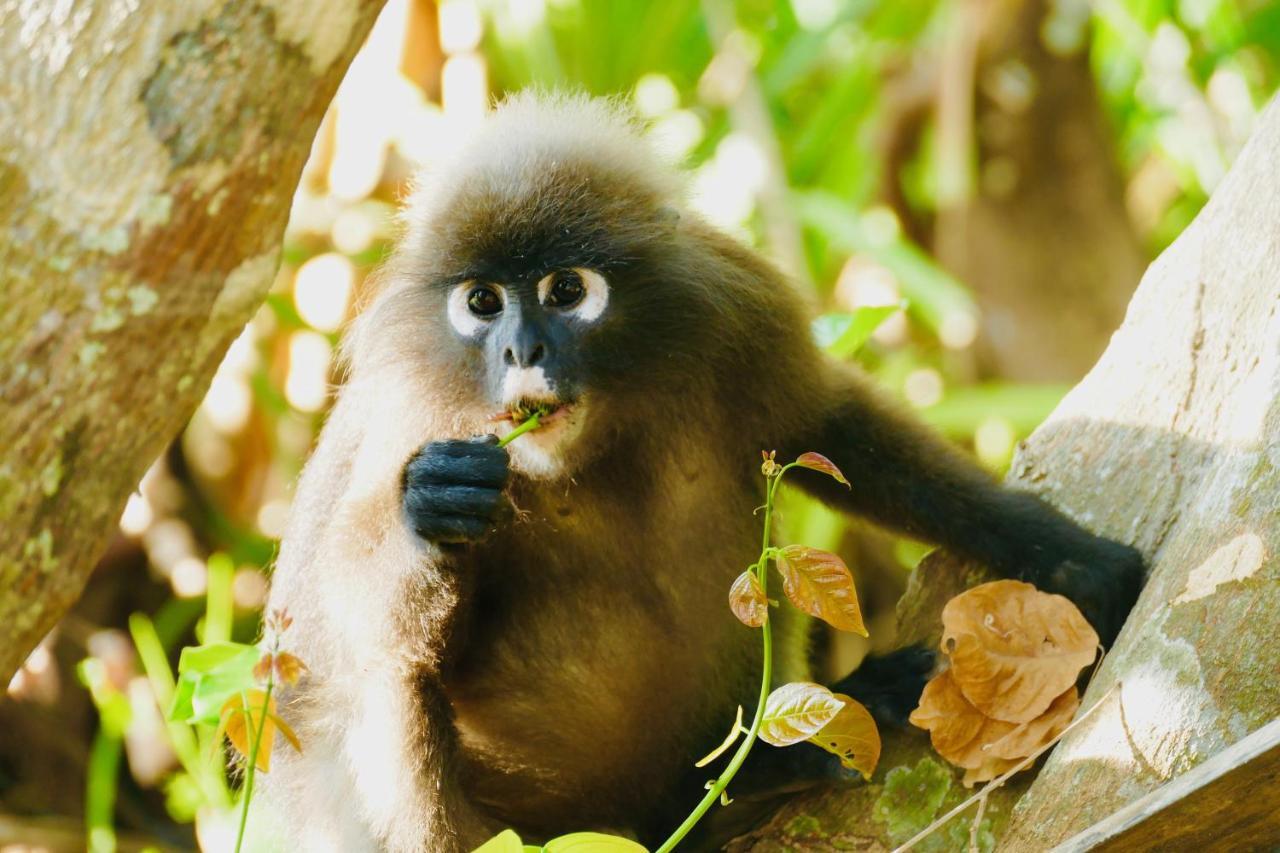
493,400,588,479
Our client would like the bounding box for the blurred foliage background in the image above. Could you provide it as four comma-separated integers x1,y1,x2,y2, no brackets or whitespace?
3,0,1278,849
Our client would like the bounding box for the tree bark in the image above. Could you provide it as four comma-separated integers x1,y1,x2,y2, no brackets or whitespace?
933,0,1146,381
0,0,385,684
730,93,1280,851
1000,90,1280,850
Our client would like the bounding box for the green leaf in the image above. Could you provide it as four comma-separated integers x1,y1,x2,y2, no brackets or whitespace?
169,642,259,725
162,771,202,823
812,303,905,358
758,682,846,747
77,658,133,735
175,641,251,675
473,830,525,853
796,192,977,340
917,383,1069,438
811,313,853,349
543,833,648,852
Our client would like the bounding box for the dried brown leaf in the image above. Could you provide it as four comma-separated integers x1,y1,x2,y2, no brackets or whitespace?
962,756,1022,788
909,670,1079,782
982,686,1078,761
758,682,845,747
909,670,1001,769
941,580,1097,723
795,452,850,487
729,571,769,627
775,546,867,635
808,693,880,780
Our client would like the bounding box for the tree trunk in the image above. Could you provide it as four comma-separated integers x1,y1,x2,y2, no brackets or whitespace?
1000,90,1280,850
730,93,1280,851
0,0,385,684
933,0,1145,381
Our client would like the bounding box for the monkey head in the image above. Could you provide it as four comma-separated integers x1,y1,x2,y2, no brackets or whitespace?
355,94,714,480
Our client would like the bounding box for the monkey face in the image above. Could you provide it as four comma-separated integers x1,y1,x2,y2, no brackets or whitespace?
441,265,608,476
390,157,711,480
360,96,727,480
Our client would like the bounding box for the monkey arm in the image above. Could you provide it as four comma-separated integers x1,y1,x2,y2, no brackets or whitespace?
782,365,1143,644
260,391,500,852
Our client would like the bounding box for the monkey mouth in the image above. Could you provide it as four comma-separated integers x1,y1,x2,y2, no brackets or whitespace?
489,398,576,427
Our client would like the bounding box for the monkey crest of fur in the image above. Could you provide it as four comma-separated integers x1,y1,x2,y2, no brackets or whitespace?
345,92,682,373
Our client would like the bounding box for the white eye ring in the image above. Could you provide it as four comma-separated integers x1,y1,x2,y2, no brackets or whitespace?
447,281,505,337
537,268,609,322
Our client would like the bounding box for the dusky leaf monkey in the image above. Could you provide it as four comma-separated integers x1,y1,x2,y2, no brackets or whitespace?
259,92,1143,851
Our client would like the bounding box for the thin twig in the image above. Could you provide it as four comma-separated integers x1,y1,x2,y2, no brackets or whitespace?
968,790,987,852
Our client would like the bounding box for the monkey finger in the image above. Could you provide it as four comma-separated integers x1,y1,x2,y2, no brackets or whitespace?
404,482,505,519
408,512,494,544
406,441,510,487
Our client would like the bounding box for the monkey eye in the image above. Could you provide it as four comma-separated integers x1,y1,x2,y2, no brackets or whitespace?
544,270,585,308
466,285,503,317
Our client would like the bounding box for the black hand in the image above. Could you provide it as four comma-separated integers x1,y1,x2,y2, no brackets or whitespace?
402,436,510,545
1030,536,1145,649
830,645,937,727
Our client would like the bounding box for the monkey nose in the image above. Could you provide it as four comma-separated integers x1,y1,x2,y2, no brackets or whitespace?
503,342,547,367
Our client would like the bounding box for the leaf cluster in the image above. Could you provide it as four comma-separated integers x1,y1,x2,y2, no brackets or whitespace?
168,609,307,851
722,456,879,782
909,580,1099,786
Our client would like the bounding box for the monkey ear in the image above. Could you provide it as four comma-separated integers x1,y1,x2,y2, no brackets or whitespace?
655,205,681,229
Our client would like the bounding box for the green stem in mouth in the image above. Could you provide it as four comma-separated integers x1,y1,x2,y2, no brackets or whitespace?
497,410,544,447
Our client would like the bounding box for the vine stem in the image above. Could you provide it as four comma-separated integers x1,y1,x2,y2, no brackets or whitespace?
497,411,543,448
234,641,278,853
655,462,796,853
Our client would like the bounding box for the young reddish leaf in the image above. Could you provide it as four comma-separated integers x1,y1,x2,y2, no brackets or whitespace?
941,580,1097,723
775,546,867,636
219,690,277,772
729,571,768,627
268,607,294,634
252,653,273,684
795,452,850,487
272,652,308,686
808,693,881,780
758,682,846,747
